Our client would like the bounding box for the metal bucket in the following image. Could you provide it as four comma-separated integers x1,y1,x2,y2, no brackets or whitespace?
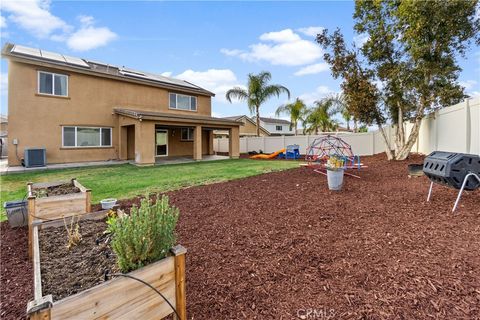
4,200,28,227
327,169,344,191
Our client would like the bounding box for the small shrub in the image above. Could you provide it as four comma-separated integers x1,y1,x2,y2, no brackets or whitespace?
63,215,82,249
110,195,179,272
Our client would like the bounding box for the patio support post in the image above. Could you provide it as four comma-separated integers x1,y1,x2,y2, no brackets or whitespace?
193,125,202,160
229,127,240,159
208,130,214,155
134,121,155,166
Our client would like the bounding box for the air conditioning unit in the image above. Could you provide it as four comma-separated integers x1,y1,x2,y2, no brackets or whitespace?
24,148,47,168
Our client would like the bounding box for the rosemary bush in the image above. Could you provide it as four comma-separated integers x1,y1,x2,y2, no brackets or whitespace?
110,195,179,272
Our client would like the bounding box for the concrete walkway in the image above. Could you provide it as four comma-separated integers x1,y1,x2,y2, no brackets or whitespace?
155,155,230,165
0,159,130,175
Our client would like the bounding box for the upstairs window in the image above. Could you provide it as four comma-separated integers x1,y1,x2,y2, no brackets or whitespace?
38,71,68,96
62,126,112,148
169,93,197,111
276,125,283,131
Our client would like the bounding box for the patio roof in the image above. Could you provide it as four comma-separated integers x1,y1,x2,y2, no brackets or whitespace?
114,108,243,127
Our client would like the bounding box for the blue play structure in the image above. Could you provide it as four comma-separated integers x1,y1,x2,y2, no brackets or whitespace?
278,144,300,160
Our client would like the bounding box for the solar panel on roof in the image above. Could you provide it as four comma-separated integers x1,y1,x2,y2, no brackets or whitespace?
64,55,90,68
40,50,66,63
11,45,41,58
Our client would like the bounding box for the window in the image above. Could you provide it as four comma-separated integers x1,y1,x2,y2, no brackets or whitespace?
276,125,283,131
62,127,112,147
180,128,194,141
169,93,197,111
38,71,68,96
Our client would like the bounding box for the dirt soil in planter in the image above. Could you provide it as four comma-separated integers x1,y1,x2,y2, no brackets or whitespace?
0,223,32,320
39,219,118,301
34,182,80,198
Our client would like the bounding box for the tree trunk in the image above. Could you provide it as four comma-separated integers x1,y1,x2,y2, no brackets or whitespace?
395,116,422,160
346,120,350,131
353,118,358,133
377,121,395,160
394,105,406,155
294,120,297,136
255,106,260,137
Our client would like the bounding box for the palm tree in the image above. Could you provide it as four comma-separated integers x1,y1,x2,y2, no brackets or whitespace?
275,98,307,136
327,93,353,131
226,71,290,136
304,98,339,134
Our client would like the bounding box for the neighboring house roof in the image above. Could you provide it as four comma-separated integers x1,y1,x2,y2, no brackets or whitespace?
115,108,242,127
255,117,292,125
0,115,7,124
1,43,214,97
221,115,271,135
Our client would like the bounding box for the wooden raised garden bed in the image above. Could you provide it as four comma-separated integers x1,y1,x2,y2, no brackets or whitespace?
27,179,91,258
27,211,187,320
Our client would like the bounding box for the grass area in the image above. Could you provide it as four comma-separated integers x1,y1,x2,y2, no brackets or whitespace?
0,159,298,221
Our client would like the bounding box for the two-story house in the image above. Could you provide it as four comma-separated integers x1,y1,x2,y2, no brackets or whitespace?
253,117,294,136
2,43,241,166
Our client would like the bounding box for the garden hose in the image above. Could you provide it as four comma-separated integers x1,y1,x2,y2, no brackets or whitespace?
104,270,182,320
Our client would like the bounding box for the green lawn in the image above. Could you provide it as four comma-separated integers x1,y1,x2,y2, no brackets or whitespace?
0,159,298,221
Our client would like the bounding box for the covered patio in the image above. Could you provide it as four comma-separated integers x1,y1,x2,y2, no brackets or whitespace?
115,108,241,166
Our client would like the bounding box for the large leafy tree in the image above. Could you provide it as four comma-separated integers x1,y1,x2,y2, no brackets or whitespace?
226,71,290,136
275,98,307,135
317,29,391,156
319,0,479,160
304,98,339,134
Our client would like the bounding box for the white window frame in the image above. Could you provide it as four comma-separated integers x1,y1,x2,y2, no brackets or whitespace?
62,126,112,148
169,93,197,112
38,71,69,97
180,128,194,141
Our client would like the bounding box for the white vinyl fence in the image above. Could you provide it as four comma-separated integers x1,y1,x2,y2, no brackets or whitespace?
214,97,480,156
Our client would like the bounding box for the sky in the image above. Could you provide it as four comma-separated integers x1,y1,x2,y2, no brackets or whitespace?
0,0,479,126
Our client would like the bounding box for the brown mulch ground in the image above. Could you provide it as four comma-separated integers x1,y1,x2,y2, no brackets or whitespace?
0,223,32,320
2,153,479,319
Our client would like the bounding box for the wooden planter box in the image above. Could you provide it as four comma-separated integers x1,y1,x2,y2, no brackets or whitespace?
27,179,91,258
27,212,187,320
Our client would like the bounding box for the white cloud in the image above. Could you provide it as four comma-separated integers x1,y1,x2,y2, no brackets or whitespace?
297,26,324,37
259,29,301,43
221,28,323,66
66,15,117,51
2,0,70,39
0,16,7,28
220,48,243,56
294,62,329,76
161,71,173,77
175,69,244,103
460,80,477,90
2,1,117,51
353,33,369,48
299,85,335,105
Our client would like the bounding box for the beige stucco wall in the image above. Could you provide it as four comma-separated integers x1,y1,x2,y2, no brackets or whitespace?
7,60,213,165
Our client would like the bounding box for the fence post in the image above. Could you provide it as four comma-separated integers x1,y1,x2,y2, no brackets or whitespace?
171,245,187,320
465,99,471,154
